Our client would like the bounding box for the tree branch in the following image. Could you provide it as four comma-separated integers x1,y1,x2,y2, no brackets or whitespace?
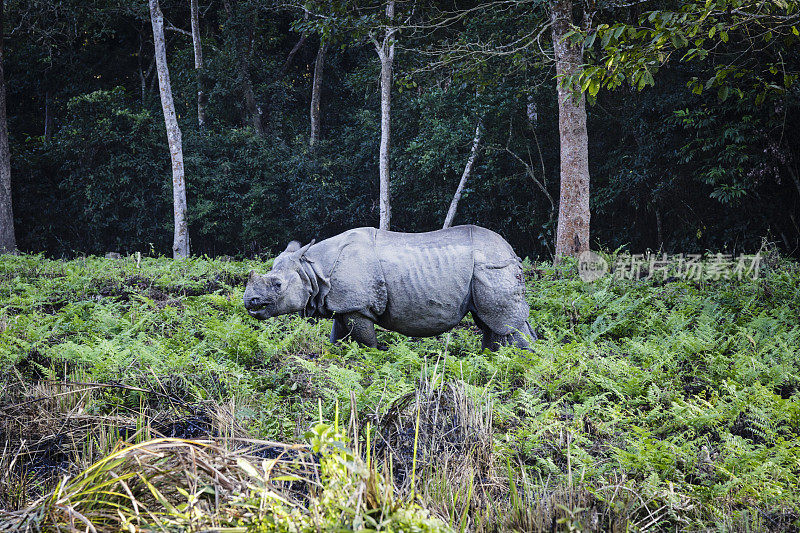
165,23,192,37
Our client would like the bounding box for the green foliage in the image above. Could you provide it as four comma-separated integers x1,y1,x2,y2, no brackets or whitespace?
6,0,799,258
575,0,800,100
2,254,800,530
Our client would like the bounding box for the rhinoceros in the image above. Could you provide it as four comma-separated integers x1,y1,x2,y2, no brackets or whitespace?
243,225,536,351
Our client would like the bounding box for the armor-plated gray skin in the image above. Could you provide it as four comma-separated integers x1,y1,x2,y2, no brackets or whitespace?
243,225,536,351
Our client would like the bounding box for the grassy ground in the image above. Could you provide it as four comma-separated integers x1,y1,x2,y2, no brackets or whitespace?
0,251,799,531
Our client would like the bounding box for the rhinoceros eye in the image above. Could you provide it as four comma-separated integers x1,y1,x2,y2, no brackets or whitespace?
273,279,282,290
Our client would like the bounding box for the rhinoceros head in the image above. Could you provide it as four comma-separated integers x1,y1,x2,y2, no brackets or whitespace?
244,240,315,319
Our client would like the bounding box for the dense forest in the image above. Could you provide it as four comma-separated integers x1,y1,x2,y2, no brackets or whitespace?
2,0,799,259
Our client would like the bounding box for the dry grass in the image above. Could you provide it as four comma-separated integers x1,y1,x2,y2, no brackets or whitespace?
0,437,311,532
0,378,449,532
374,378,494,491
0,377,256,511
365,354,498,532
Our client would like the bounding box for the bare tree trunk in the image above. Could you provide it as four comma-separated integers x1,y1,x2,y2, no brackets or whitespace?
224,0,263,134
375,0,395,230
278,12,309,79
138,32,156,105
281,34,307,75
138,33,146,103
0,0,16,254
378,51,392,230
44,91,53,141
655,207,663,250
551,0,590,263
149,0,189,258
241,62,263,134
443,119,483,229
502,146,556,228
788,163,800,201
190,0,206,129
309,40,327,149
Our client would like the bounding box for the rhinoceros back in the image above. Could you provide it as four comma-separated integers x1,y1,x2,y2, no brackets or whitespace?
373,225,513,337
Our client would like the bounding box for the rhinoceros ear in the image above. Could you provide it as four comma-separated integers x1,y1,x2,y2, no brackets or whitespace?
293,239,316,259
284,241,302,254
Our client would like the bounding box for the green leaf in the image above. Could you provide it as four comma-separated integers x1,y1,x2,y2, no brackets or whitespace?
601,29,612,49
643,70,655,87
237,458,263,480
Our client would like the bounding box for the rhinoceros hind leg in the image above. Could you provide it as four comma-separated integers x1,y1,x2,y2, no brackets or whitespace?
471,311,501,351
508,321,536,351
330,313,378,349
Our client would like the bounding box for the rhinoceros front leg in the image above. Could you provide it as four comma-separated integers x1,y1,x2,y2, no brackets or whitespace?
471,312,535,352
478,327,534,352
330,313,378,349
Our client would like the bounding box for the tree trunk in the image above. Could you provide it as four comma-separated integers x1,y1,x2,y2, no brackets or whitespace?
443,118,483,229
281,34,307,76
190,0,207,129
223,0,264,135
224,0,263,134
138,32,156,105
278,12,309,79
377,0,395,230
149,0,189,258
44,91,53,141
241,61,262,134
551,0,590,263
0,0,16,254
788,163,800,202
309,40,327,149
655,207,663,250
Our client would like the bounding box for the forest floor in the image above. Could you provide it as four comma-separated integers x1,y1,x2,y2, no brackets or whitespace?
0,251,799,532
